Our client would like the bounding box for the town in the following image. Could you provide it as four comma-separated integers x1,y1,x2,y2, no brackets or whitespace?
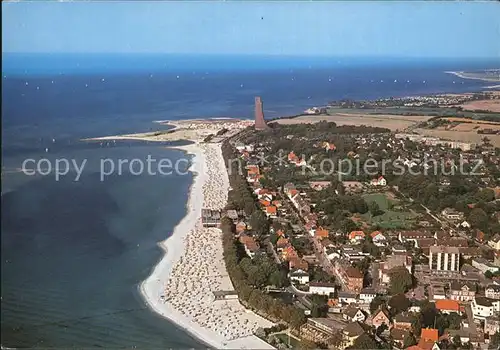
207,98,500,350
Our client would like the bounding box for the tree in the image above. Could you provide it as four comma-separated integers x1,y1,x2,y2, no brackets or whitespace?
369,201,383,216
298,339,317,349
412,315,423,336
476,188,495,203
489,331,500,349
370,296,386,314
447,312,462,330
327,331,343,349
269,269,288,288
420,302,439,329
468,208,488,231
435,314,450,335
349,333,378,350
269,233,279,245
388,293,411,314
387,267,413,295
290,309,306,329
362,239,380,258
249,210,269,236
376,323,388,336
244,201,256,216
246,265,268,287
403,333,417,348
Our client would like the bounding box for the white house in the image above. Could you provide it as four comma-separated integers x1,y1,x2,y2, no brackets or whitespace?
343,306,366,323
325,247,340,261
235,143,254,152
370,231,387,247
289,269,310,285
446,330,470,345
235,142,246,152
359,288,377,304
485,284,500,300
370,176,387,187
488,234,500,251
441,208,464,221
458,221,471,229
471,296,500,320
409,306,421,313
244,144,254,152
338,291,358,305
309,282,336,296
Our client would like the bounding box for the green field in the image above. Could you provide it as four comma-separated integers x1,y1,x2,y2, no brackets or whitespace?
361,193,417,229
326,107,497,120
274,333,301,348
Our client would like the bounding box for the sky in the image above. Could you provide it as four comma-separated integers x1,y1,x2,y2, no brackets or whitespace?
2,1,500,58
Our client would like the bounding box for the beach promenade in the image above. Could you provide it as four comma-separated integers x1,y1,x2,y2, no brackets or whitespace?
138,135,274,348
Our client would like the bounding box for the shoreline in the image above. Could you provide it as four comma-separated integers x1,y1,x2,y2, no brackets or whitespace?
138,142,274,349
138,143,223,348
445,70,500,83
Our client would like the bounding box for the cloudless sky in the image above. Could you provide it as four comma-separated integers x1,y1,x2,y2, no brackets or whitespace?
2,1,500,58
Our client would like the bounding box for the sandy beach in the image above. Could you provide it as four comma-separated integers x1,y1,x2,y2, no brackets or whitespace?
138,135,274,348
83,119,254,144
445,70,500,83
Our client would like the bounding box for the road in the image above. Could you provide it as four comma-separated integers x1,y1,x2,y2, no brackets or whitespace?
279,187,338,281
393,187,445,228
421,203,444,226
464,304,479,336
370,262,383,293
287,284,311,296
267,241,281,264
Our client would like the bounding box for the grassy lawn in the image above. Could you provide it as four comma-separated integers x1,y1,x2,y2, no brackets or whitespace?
363,193,391,210
274,333,301,348
361,193,417,229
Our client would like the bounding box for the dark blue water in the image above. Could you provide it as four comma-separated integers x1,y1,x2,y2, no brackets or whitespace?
1,54,498,348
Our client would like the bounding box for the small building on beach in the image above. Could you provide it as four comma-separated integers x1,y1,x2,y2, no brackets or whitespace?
202,209,221,227
213,290,239,301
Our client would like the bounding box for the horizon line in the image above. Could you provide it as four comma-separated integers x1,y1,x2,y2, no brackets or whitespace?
3,52,500,60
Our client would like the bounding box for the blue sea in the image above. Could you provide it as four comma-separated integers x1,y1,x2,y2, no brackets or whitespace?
1,54,498,348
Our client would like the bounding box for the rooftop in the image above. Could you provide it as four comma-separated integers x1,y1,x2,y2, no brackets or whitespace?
429,245,460,254
343,321,366,337
310,281,336,288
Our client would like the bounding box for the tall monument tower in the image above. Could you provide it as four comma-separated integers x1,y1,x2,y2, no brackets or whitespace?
254,96,270,130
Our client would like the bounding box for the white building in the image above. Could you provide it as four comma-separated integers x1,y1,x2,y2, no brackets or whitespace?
485,284,500,300
472,258,500,274
289,269,310,285
471,297,500,320
488,234,500,251
371,231,387,247
338,291,358,305
370,176,387,187
458,221,471,229
485,316,500,336
309,282,336,296
432,285,447,301
343,306,366,323
429,246,460,272
359,288,377,304
441,208,464,221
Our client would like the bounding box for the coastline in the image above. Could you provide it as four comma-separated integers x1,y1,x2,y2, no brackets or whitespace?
138,141,274,349
445,70,500,83
138,143,217,347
